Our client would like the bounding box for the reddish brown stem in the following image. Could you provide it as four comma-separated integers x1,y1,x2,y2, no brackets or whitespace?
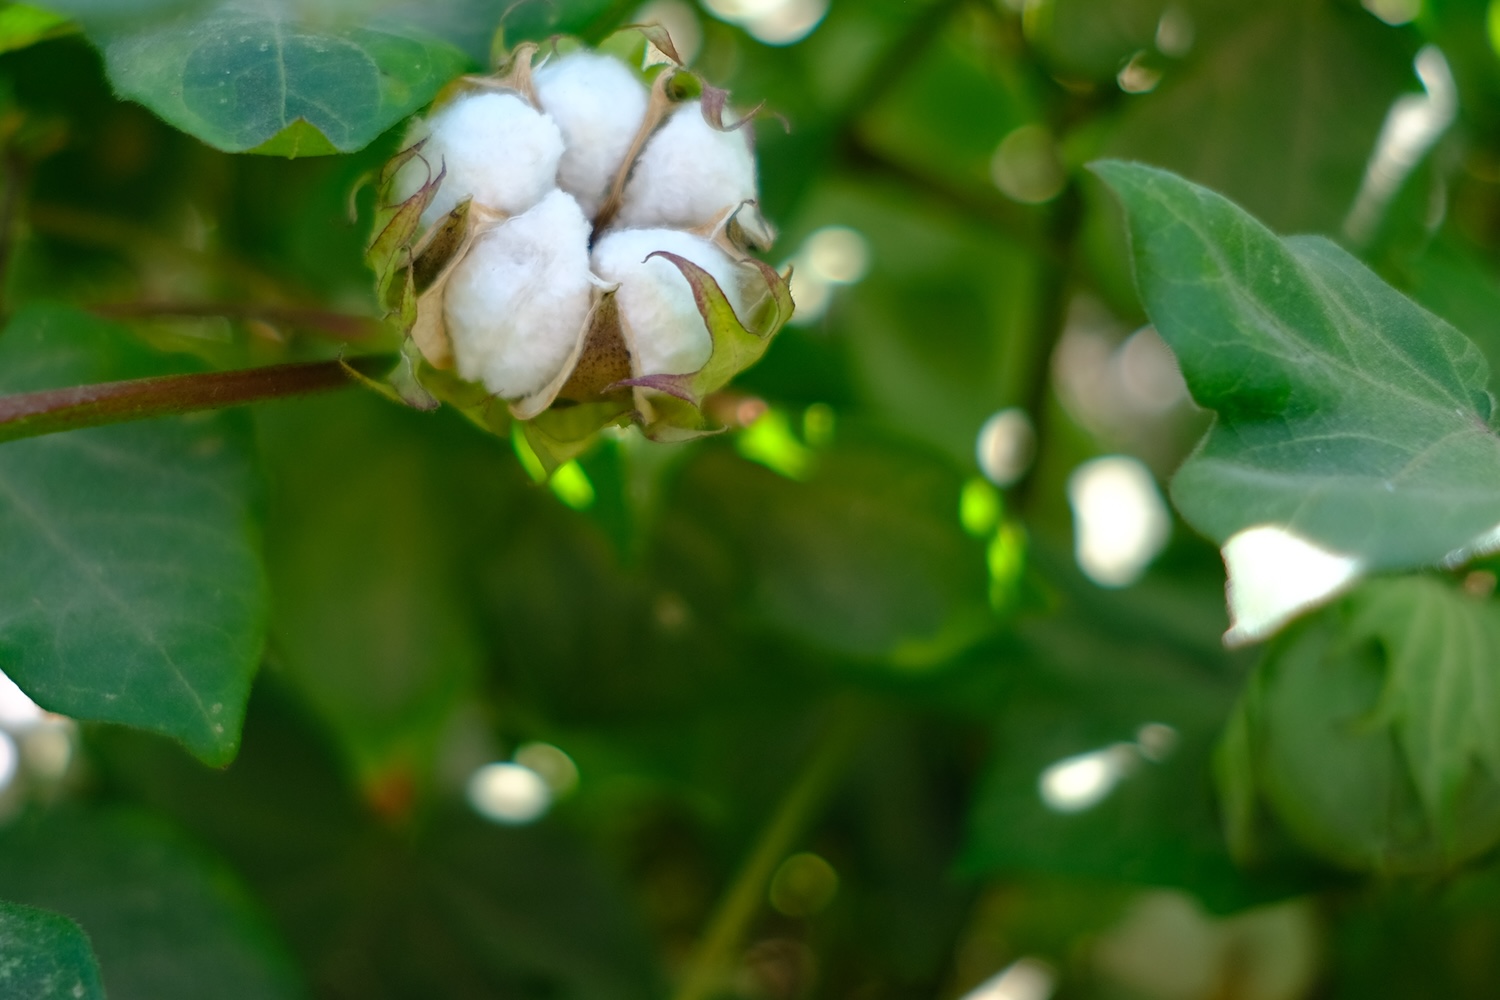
0,355,393,445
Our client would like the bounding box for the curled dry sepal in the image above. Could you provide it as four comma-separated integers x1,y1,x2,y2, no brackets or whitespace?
363,31,793,470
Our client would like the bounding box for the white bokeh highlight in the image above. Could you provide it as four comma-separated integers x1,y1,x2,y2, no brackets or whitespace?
960,958,1057,1000
467,762,553,825
1039,744,1139,814
1068,456,1171,587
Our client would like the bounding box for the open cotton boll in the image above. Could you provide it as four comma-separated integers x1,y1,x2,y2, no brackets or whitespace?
592,227,747,377
616,101,757,231
444,190,595,399
534,51,650,218
395,91,565,229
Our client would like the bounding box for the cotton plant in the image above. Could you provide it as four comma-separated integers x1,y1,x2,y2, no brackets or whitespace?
364,30,792,469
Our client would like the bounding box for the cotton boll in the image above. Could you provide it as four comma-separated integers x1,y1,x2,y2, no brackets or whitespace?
395,91,565,228
616,101,757,231
534,52,650,218
445,190,595,399
592,228,748,376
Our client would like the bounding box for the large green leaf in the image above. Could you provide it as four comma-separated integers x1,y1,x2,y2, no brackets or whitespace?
0,809,302,999
81,0,469,155
1094,161,1500,639
0,304,267,765
0,900,106,1000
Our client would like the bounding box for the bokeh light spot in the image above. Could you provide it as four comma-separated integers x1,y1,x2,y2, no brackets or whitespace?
991,124,1065,204
467,762,552,825
513,741,580,797
960,957,1057,1000
976,408,1036,487
1067,456,1170,587
768,852,839,917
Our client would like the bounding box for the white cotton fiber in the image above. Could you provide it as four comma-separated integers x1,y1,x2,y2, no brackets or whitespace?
534,52,650,218
395,91,565,229
616,101,758,231
591,227,747,377
444,190,595,399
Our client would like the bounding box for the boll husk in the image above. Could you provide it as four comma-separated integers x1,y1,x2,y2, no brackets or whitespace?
366,32,795,469
534,51,650,219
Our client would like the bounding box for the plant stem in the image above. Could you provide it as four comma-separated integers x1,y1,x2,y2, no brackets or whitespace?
672,699,872,1000
0,355,393,445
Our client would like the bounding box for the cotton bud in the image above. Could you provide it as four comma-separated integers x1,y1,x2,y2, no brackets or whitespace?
444,190,595,399
592,228,748,377
396,91,564,229
534,52,650,219
617,101,758,232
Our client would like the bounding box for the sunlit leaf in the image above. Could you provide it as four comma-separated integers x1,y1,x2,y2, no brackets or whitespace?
0,900,106,1000
0,305,267,765
1095,160,1500,638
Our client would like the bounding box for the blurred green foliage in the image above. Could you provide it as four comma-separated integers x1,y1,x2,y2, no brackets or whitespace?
8,0,1500,998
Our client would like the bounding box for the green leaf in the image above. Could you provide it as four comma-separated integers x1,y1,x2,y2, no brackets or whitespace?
83,1,469,155
1094,160,1500,638
0,304,267,765
1236,584,1500,873
0,900,106,1000
1358,577,1500,845
0,809,302,999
